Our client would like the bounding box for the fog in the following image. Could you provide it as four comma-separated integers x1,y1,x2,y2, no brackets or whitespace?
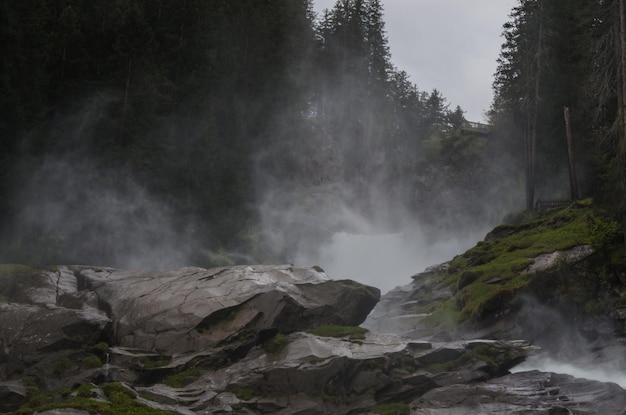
513,356,626,389
294,228,486,293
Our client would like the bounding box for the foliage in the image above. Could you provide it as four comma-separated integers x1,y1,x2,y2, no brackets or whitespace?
305,325,368,340
0,0,481,268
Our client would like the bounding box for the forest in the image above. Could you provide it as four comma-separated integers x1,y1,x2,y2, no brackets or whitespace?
0,0,625,269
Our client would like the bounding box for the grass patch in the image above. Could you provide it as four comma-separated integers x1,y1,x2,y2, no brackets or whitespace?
422,299,461,331
305,325,368,340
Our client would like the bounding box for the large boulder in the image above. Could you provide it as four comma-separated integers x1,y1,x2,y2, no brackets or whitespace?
76,265,380,354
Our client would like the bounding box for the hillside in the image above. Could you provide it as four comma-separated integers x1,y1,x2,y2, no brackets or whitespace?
366,199,626,349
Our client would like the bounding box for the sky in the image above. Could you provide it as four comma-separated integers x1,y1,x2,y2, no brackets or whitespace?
313,0,518,122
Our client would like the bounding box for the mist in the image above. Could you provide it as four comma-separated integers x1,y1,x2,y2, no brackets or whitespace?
13,156,198,270
509,296,626,388
294,222,490,294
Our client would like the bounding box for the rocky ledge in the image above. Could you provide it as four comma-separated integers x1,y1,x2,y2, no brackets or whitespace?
0,263,625,414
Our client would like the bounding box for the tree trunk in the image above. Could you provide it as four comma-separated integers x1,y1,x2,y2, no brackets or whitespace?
619,0,626,245
563,106,579,200
526,0,544,211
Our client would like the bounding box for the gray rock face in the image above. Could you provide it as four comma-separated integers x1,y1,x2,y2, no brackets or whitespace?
2,263,625,415
77,265,379,353
133,335,537,415
413,370,626,414
0,264,380,411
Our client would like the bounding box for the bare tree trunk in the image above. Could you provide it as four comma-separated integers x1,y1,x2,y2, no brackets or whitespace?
563,107,579,200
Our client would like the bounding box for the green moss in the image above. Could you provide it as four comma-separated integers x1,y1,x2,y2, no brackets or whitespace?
338,279,378,296
371,403,410,415
140,355,171,369
12,382,174,415
305,325,368,340
81,354,103,369
0,264,39,277
89,342,110,357
234,388,255,400
422,299,462,331
162,367,203,388
75,384,97,398
102,382,137,399
261,333,289,354
52,357,74,375
416,201,623,328
427,344,498,375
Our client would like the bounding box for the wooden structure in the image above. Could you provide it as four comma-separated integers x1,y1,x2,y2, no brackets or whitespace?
460,121,492,135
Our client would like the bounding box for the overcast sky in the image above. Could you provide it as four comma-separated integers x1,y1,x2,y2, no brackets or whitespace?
313,0,518,122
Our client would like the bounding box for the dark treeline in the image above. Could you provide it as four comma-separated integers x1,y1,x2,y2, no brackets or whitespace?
490,0,626,217
6,0,609,268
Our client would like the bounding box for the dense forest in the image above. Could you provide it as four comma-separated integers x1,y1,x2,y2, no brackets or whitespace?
0,0,624,269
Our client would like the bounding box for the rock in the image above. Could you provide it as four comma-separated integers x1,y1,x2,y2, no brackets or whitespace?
524,245,594,274
0,302,110,370
0,380,27,412
1,262,624,415
132,333,533,414
412,370,626,414
77,265,379,354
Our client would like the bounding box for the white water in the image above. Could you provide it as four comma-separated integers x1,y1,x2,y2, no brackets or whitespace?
512,355,626,389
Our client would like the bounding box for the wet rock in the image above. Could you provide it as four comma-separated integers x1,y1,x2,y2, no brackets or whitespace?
0,380,27,412
412,370,626,414
77,265,379,354
0,302,110,370
523,245,594,274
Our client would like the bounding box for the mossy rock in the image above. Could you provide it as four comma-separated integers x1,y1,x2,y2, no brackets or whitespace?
417,200,625,330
